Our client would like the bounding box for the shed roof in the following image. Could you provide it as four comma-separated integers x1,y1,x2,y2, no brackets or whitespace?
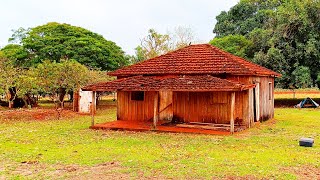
109,44,281,77
82,75,255,92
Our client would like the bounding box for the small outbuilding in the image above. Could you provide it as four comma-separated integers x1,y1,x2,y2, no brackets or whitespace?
82,44,281,134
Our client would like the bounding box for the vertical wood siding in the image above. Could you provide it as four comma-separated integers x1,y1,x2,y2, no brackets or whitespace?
117,91,156,121
173,92,235,124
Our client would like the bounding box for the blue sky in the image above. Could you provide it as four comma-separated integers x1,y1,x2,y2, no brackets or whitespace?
0,0,239,55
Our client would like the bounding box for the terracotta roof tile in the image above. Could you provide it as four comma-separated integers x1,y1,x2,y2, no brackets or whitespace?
82,75,255,92
108,44,281,77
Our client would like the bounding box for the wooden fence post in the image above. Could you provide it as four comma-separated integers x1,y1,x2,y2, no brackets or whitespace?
153,92,159,129
230,92,235,134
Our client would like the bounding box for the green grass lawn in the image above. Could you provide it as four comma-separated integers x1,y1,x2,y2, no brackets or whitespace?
0,105,320,179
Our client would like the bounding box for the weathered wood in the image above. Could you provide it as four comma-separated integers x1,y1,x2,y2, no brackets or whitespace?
230,92,235,134
159,91,173,121
117,91,155,121
176,124,230,131
153,92,159,129
173,92,231,124
91,91,95,126
227,75,275,122
73,90,80,112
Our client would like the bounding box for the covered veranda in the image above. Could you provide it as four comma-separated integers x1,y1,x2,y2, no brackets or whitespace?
82,75,255,134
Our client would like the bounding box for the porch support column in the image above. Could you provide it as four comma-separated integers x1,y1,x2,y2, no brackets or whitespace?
91,91,96,127
153,91,159,129
230,92,235,134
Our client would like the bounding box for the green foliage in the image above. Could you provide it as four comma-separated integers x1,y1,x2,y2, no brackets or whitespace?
34,60,89,94
209,34,253,58
0,57,38,106
292,66,313,88
213,0,320,88
0,57,16,95
9,22,128,70
213,0,281,37
130,46,147,64
34,60,112,104
1,44,29,67
138,29,172,60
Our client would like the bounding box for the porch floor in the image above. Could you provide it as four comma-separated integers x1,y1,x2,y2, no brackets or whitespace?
90,120,232,135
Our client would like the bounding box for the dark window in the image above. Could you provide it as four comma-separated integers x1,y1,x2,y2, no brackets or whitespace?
269,82,272,100
131,91,144,101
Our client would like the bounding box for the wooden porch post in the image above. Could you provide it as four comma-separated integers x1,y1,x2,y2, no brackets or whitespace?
153,92,159,129
230,92,235,134
91,91,96,126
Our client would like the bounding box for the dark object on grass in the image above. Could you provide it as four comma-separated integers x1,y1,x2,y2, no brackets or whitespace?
299,138,314,147
294,97,319,108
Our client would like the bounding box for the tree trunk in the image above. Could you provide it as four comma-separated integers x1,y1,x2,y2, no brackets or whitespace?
69,91,74,101
58,87,66,108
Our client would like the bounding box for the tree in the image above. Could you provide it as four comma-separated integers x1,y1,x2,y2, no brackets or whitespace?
9,22,129,70
292,66,313,88
213,0,282,37
0,56,21,108
1,44,29,67
138,29,172,60
212,0,320,88
34,60,111,109
34,60,87,109
171,26,195,49
133,27,197,62
209,34,253,58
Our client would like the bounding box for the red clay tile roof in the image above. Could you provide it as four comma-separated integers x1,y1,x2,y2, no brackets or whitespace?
108,44,281,77
82,75,255,92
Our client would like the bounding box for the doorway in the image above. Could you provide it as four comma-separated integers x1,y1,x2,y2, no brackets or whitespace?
253,83,260,122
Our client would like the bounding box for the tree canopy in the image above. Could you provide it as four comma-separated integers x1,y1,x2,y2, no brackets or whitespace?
211,0,320,88
132,27,196,63
5,22,129,70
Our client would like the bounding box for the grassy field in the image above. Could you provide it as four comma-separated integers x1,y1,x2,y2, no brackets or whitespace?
0,101,320,179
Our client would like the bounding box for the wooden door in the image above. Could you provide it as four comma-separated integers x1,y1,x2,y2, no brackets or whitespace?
254,83,260,122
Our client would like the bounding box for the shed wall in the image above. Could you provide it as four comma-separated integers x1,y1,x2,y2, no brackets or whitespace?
117,91,156,121
173,92,229,124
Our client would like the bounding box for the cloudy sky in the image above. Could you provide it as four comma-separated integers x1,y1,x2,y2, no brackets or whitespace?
0,0,239,55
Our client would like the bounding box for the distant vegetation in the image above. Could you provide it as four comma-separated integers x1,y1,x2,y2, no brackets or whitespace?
0,22,119,108
210,0,320,89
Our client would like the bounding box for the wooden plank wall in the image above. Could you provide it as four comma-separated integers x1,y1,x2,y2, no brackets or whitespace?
117,91,156,121
159,91,173,121
252,76,274,121
173,91,240,124
227,75,275,122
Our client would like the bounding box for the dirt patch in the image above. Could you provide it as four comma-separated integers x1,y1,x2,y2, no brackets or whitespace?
3,161,176,179
2,161,131,179
281,165,320,179
223,175,258,180
0,108,77,121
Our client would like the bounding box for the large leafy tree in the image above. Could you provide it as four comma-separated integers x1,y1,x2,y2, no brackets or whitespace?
1,44,29,66
209,34,253,58
211,0,320,88
8,22,129,70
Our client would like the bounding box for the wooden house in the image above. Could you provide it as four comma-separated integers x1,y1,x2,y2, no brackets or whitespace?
82,44,281,133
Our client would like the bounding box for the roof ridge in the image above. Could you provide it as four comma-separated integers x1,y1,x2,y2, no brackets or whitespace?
210,45,280,76
108,44,281,77
208,45,255,75
108,45,197,76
